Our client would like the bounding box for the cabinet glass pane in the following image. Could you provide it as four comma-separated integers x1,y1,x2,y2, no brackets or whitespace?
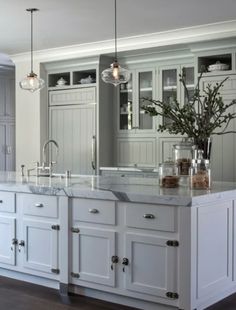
119,74,133,130
139,71,153,130
184,67,194,104
162,69,177,126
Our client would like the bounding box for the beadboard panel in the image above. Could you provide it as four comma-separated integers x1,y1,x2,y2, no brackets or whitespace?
49,87,96,106
116,137,156,167
50,104,95,174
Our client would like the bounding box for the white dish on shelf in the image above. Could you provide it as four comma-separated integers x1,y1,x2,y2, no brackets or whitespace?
208,61,229,72
56,77,67,86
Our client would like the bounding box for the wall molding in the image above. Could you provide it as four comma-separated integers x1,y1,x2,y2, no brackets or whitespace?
10,20,236,64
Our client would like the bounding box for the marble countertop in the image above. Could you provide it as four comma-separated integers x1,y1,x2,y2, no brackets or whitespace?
0,172,236,206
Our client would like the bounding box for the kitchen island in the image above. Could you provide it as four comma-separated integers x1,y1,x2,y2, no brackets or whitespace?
0,172,235,310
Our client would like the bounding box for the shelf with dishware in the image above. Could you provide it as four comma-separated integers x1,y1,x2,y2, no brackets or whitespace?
48,69,97,90
197,53,233,75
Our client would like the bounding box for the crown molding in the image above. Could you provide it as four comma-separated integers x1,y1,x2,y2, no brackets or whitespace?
10,20,236,64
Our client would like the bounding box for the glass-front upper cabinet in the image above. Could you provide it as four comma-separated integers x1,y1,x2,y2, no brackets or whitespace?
118,69,155,132
119,73,133,131
138,71,153,130
160,65,194,125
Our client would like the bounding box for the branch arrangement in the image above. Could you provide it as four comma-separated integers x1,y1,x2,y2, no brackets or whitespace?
142,70,236,144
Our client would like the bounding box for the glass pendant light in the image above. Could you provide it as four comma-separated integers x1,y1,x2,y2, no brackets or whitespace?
19,8,45,92
101,0,130,86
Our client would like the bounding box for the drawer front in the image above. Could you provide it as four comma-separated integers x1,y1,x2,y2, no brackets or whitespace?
0,192,15,213
125,203,176,232
72,198,115,225
17,194,58,218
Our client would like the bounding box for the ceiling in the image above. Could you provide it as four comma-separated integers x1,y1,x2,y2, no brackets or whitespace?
1,0,236,62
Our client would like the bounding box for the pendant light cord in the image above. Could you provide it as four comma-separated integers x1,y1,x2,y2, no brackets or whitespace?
114,0,117,62
30,9,33,74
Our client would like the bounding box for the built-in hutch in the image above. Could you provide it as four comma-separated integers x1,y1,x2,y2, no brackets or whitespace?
44,39,236,182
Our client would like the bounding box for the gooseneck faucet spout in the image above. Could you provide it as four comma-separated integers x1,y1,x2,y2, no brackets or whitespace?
42,139,59,167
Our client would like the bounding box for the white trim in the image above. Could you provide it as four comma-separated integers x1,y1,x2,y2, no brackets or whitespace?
10,20,236,63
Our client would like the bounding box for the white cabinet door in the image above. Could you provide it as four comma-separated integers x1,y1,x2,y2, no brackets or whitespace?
124,233,178,298
50,104,96,175
22,220,59,275
0,216,16,266
72,227,116,287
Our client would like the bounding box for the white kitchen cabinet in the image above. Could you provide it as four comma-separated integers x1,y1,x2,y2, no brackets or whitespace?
117,69,155,133
0,193,61,280
0,216,16,266
72,227,116,287
21,220,59,275
159,64,194,126
124,233,178,298
71,198,117,287
70,198,179,306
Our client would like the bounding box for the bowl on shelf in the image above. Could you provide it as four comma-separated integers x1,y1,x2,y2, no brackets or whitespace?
56,77,67,86
79,75,95,84
208,61,229,72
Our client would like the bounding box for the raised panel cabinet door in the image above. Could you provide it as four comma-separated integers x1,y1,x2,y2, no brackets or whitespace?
0,216,16,266
50,104,96,175
22,220,59,275
71,227,116,287
124,233,178,298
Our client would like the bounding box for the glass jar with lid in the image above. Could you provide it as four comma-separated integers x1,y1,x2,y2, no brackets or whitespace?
173,139,195,175
190,151,211,189
159,159,179,188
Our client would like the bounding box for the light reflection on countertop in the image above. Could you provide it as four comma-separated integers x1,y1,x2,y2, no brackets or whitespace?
0,171,235,206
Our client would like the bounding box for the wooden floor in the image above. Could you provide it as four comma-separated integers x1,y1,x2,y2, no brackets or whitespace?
0,276,236,310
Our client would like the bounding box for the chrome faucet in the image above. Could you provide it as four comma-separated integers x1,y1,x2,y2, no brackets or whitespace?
42,139,59,169
27,139,59,177
40,139,59,176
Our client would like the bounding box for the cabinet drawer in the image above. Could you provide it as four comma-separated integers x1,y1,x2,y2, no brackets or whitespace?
72,198,115,225
125,203,176,232
0,192,15,213
17,194,58,218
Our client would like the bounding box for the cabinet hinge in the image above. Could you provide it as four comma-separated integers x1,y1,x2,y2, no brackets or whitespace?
71,272,80,278
51,225,60,231
71,227,80,233
166,240,179,247
51,268,60,274
166,292,179,299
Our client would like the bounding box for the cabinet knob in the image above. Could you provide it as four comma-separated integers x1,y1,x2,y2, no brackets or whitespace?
89,208,99,214
11,238,18,251
0,200,3,203
143,214,155,219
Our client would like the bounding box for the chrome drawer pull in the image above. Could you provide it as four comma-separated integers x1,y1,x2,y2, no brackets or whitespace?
89,208,99,214
35,203,44,208
143,214,155,219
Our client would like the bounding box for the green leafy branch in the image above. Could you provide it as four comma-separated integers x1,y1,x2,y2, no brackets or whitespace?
142,70,236,144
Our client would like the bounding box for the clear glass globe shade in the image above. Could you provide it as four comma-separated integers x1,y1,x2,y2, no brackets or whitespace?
19,73,45,93
101,62,130,86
